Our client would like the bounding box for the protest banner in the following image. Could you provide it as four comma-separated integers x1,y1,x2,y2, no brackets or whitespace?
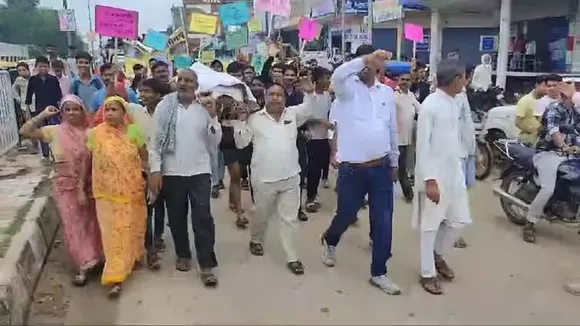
124,57,148,78
251,54,265,72
174,55,194,69
95,5,139,39
225,26,249,50
189,13,219,35
247,19,262,33
372,0,402,23
201,50,216,63
219,2,251,26
254,0,291,17
298,17,320,42
404,23,423,42
144,30,169,51
58,9,76,32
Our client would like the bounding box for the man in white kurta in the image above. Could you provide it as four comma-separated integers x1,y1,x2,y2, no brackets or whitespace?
232,80,315,275
413,59,472,295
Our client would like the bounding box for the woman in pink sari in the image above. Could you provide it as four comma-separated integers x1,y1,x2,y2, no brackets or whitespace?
19,95,103,286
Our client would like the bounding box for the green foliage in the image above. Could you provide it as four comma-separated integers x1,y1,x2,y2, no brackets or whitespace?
0,0,86,57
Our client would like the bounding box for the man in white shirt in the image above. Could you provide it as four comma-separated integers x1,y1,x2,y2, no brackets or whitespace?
413,59,472,295
148,70,222,287
395,72,421,202
232,78,315,275
453,66,477,249
304,67,333,213
127,78,165,269
320,46,402,295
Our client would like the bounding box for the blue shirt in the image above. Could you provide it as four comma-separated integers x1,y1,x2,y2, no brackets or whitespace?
89,87,139,112
70,75,103,110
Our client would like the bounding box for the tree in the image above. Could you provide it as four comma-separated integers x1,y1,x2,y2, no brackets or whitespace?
0,0,86,57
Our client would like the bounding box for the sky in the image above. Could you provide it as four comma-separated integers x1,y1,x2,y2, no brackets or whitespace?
39,0,183,36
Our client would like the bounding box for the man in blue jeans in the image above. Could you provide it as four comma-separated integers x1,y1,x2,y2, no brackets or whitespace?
320,45,401,295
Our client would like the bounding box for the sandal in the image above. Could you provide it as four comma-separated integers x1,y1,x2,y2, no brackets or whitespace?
133,260,143,271
523,222,536,243
108,283,122,299
200,269,218,287
420,277,443,295
175,257,192,272
241,179,250,191
229,203,245,214
147,250,161,270
211,186,220,199
72,271,88,287
434,253,455,281
305,201,318,213
235,216,249,229
298,210,308,222
154,237,166,252
249,242,264,256
454,236,467,249
287,260,305,275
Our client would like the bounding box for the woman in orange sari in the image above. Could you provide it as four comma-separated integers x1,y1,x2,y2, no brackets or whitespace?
87,96,148,298
19,95,103,286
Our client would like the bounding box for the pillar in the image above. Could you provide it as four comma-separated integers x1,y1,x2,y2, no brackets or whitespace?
496,0,512,88
428,10,442,82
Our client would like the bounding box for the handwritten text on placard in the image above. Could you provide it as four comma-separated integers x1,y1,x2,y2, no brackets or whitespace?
95,5,139,39
219,2,251,26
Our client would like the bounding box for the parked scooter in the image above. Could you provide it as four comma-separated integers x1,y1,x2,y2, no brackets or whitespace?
491,129,580,228
472,109,493,180
467,85,509,112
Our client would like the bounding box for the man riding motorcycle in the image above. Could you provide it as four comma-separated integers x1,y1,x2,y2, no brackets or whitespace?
523,82,580,243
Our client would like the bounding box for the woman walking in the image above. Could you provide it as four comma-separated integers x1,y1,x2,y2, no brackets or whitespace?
88,96,148,298
19,95,103,286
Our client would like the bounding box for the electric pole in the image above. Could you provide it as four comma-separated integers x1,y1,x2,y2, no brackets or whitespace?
63,0,73,49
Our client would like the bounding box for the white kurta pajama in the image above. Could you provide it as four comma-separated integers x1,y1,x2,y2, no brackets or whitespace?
233,94,315,263
412,89,472,278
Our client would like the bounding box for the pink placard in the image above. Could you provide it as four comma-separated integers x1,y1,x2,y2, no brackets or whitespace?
95,5,139,40
298,18,320,42
404,23,423,42
254,0,291,17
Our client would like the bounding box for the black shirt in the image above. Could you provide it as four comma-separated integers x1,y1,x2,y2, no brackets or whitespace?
286,87,304,107
411,81,430,103
25,74,63,111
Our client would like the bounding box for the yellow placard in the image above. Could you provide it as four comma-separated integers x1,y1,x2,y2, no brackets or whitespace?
200,50,216,63
247,19,262,33
124,57,148,79
189,13,218,35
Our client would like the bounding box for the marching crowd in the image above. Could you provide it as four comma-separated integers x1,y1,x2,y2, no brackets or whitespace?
13,43,481,298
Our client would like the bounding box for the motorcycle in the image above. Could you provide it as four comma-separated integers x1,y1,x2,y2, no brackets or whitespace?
472,109,494,180
467,85,509,113
491,130,580,227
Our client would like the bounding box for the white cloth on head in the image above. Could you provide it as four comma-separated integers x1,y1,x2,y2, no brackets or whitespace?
470,55,493,91
190,62,256,102
412,89,472,231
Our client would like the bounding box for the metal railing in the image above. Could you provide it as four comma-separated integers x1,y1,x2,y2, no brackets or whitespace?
0,71,18,155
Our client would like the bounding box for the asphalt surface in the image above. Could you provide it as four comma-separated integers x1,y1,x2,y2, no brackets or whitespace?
28,177,580,325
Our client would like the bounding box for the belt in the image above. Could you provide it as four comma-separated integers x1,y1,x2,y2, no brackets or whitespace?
341,156,389,168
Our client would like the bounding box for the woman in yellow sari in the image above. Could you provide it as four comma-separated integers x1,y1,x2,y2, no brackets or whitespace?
87,96,148,298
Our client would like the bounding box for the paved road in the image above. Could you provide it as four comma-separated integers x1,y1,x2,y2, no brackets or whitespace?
29,178,580,325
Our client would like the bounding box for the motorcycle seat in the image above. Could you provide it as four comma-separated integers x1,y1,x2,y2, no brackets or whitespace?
507,142,536,167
